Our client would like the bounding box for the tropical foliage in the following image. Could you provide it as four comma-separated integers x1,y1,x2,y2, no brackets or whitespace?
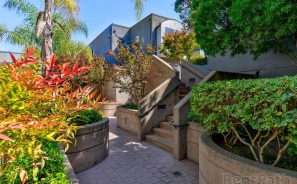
114,42,153,105
0,48,98,183
1,0,89,60
190,76,297,167
191,0,297,60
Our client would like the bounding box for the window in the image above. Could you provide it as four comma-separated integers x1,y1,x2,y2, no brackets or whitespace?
165,27,176,33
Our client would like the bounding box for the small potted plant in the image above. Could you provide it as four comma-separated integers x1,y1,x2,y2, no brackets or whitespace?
65,109,109,173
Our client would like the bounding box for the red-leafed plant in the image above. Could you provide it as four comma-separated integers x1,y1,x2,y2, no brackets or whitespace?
8,47,37,67
36,55,90,88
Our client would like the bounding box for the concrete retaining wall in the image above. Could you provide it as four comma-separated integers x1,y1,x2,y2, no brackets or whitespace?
67,119,109,173
187,122,204,163
116,107,142,138
199,133,297,184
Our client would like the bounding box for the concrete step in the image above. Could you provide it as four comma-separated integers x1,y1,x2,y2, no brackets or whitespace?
153,128,173,139
160,122,173,130
167,115,174,123
145,134,173,153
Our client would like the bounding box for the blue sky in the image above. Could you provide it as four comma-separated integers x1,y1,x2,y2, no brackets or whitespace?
0,0,179,52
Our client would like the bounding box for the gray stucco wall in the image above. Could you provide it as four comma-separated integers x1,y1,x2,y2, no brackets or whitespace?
90,26,112,57
127,14,168,47
111,25,130,50
197,52,297,78
90,24,129,63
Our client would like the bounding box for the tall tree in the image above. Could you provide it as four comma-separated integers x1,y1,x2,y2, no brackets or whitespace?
37,0,78,73
191,0,297,60
175,0,192,29
3,0,81,74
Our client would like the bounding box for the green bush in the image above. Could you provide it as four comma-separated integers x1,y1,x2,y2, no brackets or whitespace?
66,109,103,126
190,76,297,167
0,134,69,184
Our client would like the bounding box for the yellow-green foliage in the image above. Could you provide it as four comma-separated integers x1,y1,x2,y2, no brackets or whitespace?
0,59,75,183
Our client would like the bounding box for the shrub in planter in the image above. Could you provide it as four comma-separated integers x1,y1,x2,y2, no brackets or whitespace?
66,109,103,126
65,109,109,173
113,42,152,138
190,76,297,169
113,42,153,105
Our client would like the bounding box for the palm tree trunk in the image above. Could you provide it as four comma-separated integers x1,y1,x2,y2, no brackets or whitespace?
41,0,53,76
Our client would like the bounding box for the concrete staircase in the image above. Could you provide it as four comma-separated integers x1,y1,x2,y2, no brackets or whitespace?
145,85,190,153
145,115,174,153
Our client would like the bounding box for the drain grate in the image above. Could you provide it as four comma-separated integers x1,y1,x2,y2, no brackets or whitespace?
172,171,182,177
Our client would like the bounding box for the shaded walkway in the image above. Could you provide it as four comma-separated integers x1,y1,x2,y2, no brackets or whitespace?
78,117,198,184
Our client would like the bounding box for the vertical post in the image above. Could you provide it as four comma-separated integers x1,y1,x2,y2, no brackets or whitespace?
172,93,191,160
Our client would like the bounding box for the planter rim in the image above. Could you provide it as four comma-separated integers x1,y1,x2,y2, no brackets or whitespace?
77,118,109,129
201,133,297,178
98,102,121,105
117,106,139,112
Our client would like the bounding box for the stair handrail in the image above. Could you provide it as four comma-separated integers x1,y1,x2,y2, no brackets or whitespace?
139,76,180,118
173,71,217,127
138,55,179,118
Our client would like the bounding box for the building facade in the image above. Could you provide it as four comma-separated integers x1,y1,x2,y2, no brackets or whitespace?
89,13,183,64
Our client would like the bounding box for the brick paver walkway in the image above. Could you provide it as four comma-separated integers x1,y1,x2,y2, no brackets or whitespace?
78,117,198,184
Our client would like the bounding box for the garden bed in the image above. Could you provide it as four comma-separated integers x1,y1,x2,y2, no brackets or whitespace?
199,133,297,184
190,76,297,184
66,118,109,173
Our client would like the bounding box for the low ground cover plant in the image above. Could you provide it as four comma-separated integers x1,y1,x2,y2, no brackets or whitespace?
190,76,297,168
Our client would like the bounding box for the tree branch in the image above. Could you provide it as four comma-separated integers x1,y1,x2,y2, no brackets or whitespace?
231,126,259,161
259,129,279,163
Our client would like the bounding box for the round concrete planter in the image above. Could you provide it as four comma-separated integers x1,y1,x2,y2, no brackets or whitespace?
66,118,109,173
199,133,297,184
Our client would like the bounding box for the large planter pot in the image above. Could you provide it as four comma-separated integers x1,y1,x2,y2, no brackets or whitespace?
186,122,204,163
199,133,297,184
66,118,109,173
116,107,142,138
98,102,120,117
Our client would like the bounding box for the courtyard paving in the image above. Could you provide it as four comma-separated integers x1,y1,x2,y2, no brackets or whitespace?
78,117,198,184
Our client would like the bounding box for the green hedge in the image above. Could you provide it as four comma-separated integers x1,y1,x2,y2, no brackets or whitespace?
190,76,297,167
